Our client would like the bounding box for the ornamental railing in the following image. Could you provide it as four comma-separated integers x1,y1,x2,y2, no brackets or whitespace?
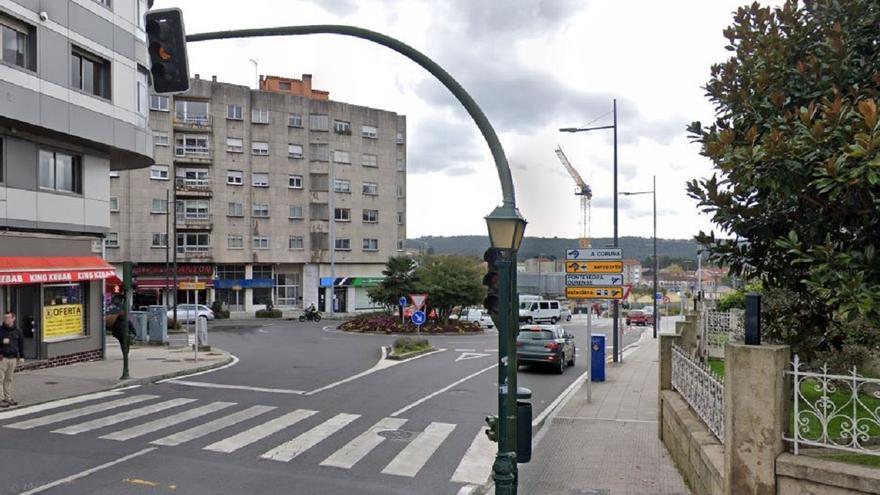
672,343,725,443
700,309,744,358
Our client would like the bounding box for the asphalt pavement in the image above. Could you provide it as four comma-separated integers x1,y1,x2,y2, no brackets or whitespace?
0,316,643,495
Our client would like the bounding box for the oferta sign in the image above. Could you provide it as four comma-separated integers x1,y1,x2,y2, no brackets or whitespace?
43,304,84,341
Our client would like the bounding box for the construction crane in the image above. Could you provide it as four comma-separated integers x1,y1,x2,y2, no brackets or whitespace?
555,146,593,248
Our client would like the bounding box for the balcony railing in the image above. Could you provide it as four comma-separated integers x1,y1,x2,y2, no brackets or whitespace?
174,145,212,163
176,245,211,259
173,114,213,130
175,177,212,196
175,212,213,229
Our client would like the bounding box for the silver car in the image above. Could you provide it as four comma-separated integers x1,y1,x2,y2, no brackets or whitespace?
166,304,214,323
516,324,576,374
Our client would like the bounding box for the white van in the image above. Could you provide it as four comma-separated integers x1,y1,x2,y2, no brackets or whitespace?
519,299,563,323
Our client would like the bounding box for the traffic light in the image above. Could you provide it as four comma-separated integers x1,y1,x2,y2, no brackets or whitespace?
145,8,190,94
483,248,502,315
484,415,499,442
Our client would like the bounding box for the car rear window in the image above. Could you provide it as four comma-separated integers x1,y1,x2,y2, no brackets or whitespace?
518,330,555,340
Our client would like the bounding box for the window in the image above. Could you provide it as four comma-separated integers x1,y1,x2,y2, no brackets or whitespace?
175,135,210,156
288,205,303,219
288,113,303,127
226,138,243,153
334,208,351,222
253,236,270,249
309,114,329,131
105,233,119,248
177,200,209,221
149,165,169,180
252,141,269,156
335,238,351,251
175,100,209,125
397,240,405,251
93,0,112,8
363,238,379,252
275,273,301,306
288,144,304,159
397,211,404,225
396,132,405,144
217,265,246,279
154,132,170,147
227,202,244,217
334,120,351,134
109,170,119,178
397,184,405,198
252,108,269,124
363,209,379,223
149,95,169,111
333,150,351,164
109,197,119,212
333,179,351,193
288,175,303,189
71,47,110,99
252,172,269,187
310,143,329,162
177,233,210,254
151,198,168,214
151,233,168,248
362,153,378,168
227,235,244,249
227,170,244,185
0,14,35,70
253,265,273,279
136,67,149,117
288,236,304,250
227,105,243,120
278,81,292,90
39,150,82,193
252,203,269,218
361,125,378,139
397,158,405,171
362,181,378,196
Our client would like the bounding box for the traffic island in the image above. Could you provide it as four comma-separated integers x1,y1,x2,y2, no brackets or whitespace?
386,337,435,360
340,313,484,335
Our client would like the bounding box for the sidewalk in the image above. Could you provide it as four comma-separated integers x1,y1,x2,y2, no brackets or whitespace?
515,331,690,494
9,343,231,408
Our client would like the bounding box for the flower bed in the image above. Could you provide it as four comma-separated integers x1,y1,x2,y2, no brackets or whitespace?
340,313,482,334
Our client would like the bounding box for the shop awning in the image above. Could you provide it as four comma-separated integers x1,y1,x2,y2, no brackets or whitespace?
0,256,117,286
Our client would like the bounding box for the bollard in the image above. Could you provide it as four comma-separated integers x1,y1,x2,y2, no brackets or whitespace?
516,387,532,463
745,293,761,345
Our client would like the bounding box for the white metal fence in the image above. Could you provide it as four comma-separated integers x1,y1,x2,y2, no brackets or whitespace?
785,354,880,457
672,343,725,443
700,309,744,358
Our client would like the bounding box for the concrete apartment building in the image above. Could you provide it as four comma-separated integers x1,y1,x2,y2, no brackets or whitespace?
109,73,407,314
0,0,153,366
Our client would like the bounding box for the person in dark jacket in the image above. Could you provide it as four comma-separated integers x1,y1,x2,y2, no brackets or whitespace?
111,312,136,352
0,311,24,407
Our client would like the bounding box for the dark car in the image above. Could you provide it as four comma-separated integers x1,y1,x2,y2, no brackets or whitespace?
625,309,654,326
516,324,576,374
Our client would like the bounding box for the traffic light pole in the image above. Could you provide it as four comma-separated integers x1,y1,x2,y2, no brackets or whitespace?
493,254,518,494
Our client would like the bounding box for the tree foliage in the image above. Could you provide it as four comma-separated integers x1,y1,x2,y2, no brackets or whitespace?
367,256,418,317
416,255,485,322
688,0,880,350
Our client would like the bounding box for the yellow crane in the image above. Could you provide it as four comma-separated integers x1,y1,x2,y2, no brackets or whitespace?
555,146,592,248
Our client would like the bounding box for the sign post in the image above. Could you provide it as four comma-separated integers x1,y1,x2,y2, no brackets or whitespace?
565,248,624,365
398,296,407,328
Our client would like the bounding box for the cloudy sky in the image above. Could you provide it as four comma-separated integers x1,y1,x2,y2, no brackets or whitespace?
154,0,768,240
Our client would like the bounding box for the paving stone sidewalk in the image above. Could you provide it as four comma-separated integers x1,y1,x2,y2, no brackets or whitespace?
516,330,690,495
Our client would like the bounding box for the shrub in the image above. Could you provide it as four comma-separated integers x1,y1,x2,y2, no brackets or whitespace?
255,309,282,318
211,301,230,319
391,337,431,355
339,312,482,334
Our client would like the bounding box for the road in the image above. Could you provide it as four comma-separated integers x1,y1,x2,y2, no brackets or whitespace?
0,316,647,495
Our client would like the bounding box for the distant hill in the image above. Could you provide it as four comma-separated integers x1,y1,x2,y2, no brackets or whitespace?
407,236,701,264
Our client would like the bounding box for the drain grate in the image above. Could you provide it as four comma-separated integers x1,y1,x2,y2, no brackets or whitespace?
378,430,413,441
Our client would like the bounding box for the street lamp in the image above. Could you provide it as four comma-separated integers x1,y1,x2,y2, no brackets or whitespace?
485,205,528,251
620,175,657,338
560,99,621,361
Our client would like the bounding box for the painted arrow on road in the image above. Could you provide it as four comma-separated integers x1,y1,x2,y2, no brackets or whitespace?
455,352,492,362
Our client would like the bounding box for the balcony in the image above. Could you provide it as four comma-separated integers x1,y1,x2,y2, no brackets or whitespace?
174,145,212,164
175,177,212,197
176,245,212,260
173,113,213,132
175,212,213,230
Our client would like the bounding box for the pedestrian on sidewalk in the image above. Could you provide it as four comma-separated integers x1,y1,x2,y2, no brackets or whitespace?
0,311,24,407
111,311,136,351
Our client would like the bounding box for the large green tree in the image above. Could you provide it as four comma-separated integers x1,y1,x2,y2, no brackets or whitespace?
687,0,880,351
368,256,418,317
415,255,484,322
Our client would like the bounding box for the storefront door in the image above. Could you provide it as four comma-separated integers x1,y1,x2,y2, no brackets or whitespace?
334,287,347,313
11,285,41,360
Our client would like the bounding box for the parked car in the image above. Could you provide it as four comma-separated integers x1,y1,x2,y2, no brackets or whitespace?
559,307,572,322
167,304,214,323
625,309,654,326
450,308,494,329
519,299,563,324
516,324,576,374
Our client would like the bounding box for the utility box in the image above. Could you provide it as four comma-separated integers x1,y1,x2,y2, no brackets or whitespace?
129,311,148,342
591,333,606,382
516,386,533,463
196,316,208,347
146,305,168,344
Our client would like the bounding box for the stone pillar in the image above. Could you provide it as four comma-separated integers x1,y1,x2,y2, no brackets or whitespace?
244,264,254,312
676,318,698,353
723,343,791,495
658,332,681,440
302,263,319,310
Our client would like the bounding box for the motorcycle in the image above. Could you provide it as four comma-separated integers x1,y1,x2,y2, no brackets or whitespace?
299,310,323,322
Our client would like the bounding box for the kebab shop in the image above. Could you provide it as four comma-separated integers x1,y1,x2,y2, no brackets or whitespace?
0,257,116,366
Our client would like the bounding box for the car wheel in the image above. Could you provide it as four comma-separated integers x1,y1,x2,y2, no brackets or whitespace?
556,355,565,374
568,350,576,367
566,315,571,321
550,317,558,324
528,317,534,324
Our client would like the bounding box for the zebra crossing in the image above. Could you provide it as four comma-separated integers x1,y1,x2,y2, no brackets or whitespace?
0,392,494,485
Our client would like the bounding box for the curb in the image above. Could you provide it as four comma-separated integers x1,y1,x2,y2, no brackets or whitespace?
385,346,437,361
113,351,234,388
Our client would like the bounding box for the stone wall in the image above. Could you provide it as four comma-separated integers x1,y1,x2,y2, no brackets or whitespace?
660,390,725,495
777,453,880,495
16,349,104,372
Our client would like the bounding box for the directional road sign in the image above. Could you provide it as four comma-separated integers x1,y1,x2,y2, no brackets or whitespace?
566,286,624,300
566,248,623,260
565,274,623,286
566,261,624,274
398,296,408,307
411,310,426,326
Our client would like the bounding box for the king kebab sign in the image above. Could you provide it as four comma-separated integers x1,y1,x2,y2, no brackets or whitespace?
565,248,624,300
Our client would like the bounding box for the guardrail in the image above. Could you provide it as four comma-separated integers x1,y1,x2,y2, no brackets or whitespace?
672,343,725,443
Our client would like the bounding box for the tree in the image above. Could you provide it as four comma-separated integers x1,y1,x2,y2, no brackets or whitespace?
687,0,880,354
415,255,484,322
368,256,418,317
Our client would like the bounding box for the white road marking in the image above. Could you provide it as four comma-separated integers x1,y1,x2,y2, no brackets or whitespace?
450,428,496,485
260,413,361,463
53,398,197,435
0,390,124,422
305,347,446,396
152,405,277,447
203,409,318,453
4,395,158,430
532,369,590,428
320,417,407,469
390,364,497,417
455,352,492,362
167,380,305,395
19,447,157,495
156,354,240,383
101,401,236,441
453,348,476,352
257,329,270,334
381,422,456,477
456,485,479,495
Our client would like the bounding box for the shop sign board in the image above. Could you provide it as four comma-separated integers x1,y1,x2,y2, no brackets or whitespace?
43,304,84,340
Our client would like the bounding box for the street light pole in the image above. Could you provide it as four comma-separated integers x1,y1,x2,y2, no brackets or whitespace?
560,99,620,361
620,174,657,338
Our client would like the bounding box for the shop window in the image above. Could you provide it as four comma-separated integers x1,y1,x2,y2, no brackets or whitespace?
43,283,86,341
